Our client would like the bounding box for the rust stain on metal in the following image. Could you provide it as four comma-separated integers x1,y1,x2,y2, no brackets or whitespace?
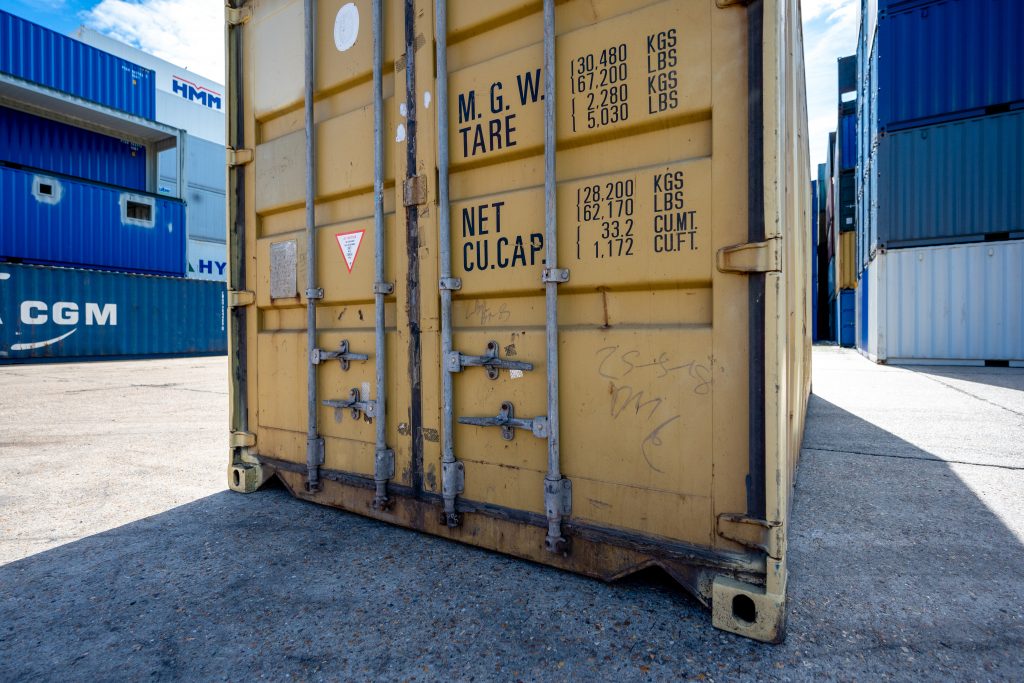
421,427,439,443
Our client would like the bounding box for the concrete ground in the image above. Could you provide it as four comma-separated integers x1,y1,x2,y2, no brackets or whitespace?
0,347,1021,681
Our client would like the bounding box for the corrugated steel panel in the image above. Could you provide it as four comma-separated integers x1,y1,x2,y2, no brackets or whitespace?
837,171,855,233
857,270,869,351
876,0,1024,132
0,10,156,120
864,242,1024,362
158,135,226,242
839,289,855,348
812,180,819,342
187,238,226,281
0,263,225,363
839,113,856,171
0,165,185,276
183,186,226,242
838,231,857,290
158,135,224,191
816,163,827,211
0,106,147,190
877,111,1024,247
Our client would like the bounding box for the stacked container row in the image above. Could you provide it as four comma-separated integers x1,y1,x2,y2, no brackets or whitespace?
854,0,1023,364
811,56,858,347
0,10,224,362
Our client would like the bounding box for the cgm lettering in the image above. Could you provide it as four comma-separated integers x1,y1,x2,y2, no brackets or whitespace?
172,76,223,110
21,301,117,326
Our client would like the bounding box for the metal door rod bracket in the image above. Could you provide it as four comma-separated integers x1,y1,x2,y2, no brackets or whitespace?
541,267,570,283
458,401,548,440
439,277,462,291
446,341,533,379
311,340,369,370
323,388,377,420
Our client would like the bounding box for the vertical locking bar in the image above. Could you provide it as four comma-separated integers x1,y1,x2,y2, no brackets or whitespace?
435,0,463,527
542,0,568,554
226,1,250,473
303,0,324,491
371,0,394,509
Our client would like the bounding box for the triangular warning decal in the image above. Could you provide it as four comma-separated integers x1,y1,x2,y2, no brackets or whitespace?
335,230,365,273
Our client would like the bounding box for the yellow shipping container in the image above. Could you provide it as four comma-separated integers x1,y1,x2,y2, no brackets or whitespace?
839,229,857,290
225,0,810,642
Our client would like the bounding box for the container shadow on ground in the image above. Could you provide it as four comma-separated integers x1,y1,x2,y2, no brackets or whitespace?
1,397,1022,681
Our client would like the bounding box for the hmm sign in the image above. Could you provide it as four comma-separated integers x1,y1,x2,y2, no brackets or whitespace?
172,76,222,111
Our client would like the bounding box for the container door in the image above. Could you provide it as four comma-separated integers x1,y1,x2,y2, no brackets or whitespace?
431,0,757,552
240,0,412,493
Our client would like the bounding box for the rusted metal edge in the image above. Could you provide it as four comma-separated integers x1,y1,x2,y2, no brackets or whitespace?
403,0,424,497
254,455,763,575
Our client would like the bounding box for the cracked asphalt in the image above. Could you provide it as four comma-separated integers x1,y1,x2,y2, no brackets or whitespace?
1,347,1021,681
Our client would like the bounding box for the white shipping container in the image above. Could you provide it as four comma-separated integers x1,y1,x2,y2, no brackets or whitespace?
857,241,1024,364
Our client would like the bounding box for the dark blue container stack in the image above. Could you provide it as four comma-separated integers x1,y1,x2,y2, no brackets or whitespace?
858,0,1024,254
0,11,224,362
850,0,1024,363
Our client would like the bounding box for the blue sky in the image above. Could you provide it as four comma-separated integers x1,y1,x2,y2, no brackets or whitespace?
10,0,858,172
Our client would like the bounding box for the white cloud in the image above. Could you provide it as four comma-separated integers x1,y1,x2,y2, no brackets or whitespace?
82,0,224,83
802,0,860,172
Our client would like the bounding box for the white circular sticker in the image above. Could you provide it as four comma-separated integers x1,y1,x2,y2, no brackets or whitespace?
334,3,359,52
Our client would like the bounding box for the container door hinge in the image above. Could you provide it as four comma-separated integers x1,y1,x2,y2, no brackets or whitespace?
458,401,548,440
226,6,252,26
545,477,572,518
716,236,781,273
403,175,427,206
228,290,255,307
226,147,254,167
373,448,395,511
230,431,256,448
312,339,369,370
323,388,377,421
717,513,783,560
446,341,534,379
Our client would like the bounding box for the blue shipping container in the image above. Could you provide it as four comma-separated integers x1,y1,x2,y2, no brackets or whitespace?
839,289,855,348
0,263,225,363
0,106,147,191
0,10,156,120
839,113,856,171
877,0,1024,132
876,110,1024,248
0,165,185,276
